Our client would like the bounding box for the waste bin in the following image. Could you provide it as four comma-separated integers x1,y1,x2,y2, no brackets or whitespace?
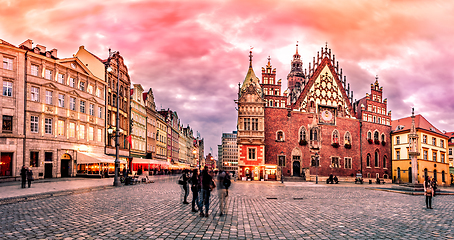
369,179,372,184
125,176,131,185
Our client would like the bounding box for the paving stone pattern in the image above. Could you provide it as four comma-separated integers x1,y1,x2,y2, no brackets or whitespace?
0,179,453,239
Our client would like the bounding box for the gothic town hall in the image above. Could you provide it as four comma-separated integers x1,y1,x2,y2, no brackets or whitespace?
236,44,391,182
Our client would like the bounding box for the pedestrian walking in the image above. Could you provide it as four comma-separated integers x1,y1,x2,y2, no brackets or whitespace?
217,171,231,216
198,166,215,217
189,169,199,212
424,176,433,209
430,177,437,197
27,169,34,188
180,170,189,204
20,165,27,188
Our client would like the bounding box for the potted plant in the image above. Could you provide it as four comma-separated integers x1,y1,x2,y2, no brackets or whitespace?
368,139,373,144
381,141,386,146
374,139,380,145
344,143,352,149
299,139,308,146
332,142,339,148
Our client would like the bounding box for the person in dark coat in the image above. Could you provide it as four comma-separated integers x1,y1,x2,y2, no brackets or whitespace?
20,165,27,188
27,169,34,188
181,170,189,204
198,167,215,217
189,169,199,212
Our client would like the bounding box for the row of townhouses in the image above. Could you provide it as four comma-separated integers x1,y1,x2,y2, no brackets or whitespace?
218,43,452,185
0,38,204,181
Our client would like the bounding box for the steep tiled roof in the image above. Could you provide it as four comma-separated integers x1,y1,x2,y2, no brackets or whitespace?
391,114,443,134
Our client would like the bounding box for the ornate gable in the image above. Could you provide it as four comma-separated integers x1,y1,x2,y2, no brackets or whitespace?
293,54,354,119
42,82,58,89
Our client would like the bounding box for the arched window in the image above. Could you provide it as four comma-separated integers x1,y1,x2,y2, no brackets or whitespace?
299,127,306,141
381,134,385,143
344,132,351,145
375,150,379,167
270,100,273,107
367,131,372,140
442,171,445,182
332,130,339,143
433,169,437,182
310,128,318,141
366,154,371,167
397,167,401,179
383,155,387,168
374,131,379,141
276,131,284,141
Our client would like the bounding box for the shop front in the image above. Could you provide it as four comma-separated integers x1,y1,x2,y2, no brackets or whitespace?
264,164,277,181
76,152,127,177
238,165,264,181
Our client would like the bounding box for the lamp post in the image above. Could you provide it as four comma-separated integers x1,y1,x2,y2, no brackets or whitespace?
280,151,284,183
107,49,121,187
315,152,319,184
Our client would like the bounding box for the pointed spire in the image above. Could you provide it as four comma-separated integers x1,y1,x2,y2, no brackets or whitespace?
266,56,272,68
296,41,299,55
249,48,253,68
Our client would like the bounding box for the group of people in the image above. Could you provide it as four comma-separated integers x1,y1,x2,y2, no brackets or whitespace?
423,176,438,209
20,165,34,188
180,167,231,217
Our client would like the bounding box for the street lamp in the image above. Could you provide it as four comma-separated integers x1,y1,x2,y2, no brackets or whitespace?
107,49,121,187
315,152,319,184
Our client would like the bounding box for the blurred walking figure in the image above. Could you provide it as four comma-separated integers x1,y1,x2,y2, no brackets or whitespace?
189,169,199,212
20,165,27,188
27,169,34,188
217,171,231,216
198,166,215,217
181,170,189,204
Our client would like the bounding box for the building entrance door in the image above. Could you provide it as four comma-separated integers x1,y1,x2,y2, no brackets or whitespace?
408,167,412,183
293,161,300,177
61,160,69,177
44,163,53,178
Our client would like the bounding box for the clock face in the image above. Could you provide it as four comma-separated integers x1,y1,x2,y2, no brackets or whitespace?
321,110,333,121
318,106,336,125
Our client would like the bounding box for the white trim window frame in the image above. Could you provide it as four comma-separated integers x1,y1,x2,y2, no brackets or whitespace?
89,103,94,116
45,118,52,134
69,97,76,111
31,87,39,102
45,90,53,105
80,100,86,113
57,73,64,84
3,57,13,70
58,94,65,107
69,78,75,88
45,69,52,80
30,116,39,133
3,81,13,97
31,64,39,76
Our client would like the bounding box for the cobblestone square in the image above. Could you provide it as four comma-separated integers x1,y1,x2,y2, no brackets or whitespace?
1,178,453,239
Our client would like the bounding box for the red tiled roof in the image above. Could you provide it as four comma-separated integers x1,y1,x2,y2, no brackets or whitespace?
391,114,443,134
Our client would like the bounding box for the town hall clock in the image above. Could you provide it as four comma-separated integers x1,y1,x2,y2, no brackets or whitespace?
318,106,336,125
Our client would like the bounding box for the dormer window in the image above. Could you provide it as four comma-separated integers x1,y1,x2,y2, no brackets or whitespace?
396,125,404,130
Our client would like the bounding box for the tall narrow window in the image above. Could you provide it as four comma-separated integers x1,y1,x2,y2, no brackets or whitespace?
45,91,53,105
366,154,371,167
3,81,12,97
299,127,306,141
344,132,351,144
57,73,64,84
88,127,94,141
244,118,250,130
69,78,75,88
383,155,387,168
252,118,258,130
344,157,352,169
30,116,38,133
375,151,379,167
98,128,102,142
98,107,103,118
89,104,94,116
310,128,318,141
69,97,76,111
45,69,52,80
69,122,75,138
423,150,428,160
441,154,445,163
58,120,65,136
30,152,39,167
396,150,400,160
396,136,400,144
45,118,52,134
433,152,437,162
79,125,85,139
248,148,256,160
31,87,39,102
80,100,86,113
88,84,93,94
2,115,13,132
31,65,39,76
3,57,13,70
332,130,339,143
79,82,85,91
58,94,65,107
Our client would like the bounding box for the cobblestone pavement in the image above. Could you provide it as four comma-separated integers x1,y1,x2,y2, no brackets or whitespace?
0,178,453,239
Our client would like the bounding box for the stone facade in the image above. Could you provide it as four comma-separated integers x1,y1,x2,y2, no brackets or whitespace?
220,131,238,173
1,39,107,180
130,84,147,159
237,44,392,181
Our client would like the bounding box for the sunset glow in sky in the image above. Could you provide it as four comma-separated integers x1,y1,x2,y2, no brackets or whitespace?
2,0,453,156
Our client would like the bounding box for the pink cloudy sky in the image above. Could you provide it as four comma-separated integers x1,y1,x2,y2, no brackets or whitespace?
1,0,454,157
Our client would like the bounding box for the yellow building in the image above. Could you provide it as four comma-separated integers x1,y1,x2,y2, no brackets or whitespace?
391,114,450,186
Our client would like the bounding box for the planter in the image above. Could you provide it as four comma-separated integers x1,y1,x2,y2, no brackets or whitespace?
381,141,386,146
344,143,352,149
299,139,308,146
332,142,339,148
368,139,373,144
374,139,380,145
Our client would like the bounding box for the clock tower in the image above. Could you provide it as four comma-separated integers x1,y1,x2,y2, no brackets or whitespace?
236,50,266,181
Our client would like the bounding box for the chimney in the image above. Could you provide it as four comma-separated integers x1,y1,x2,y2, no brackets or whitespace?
50,48,58,58
36,44,46,53
19,39,33,49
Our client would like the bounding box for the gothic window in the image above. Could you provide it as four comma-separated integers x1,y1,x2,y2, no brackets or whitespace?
375,150,379,167
310,128,318,141
344,132,351,145
367,131,372,140
276,131,284,141
381,134,385,143
383,155,387,168
299,127,306,141
366,154,371,167
374,131,379,141
332,130,339,144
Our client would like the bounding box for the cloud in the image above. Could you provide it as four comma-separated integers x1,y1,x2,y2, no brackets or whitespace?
1,0,454,156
